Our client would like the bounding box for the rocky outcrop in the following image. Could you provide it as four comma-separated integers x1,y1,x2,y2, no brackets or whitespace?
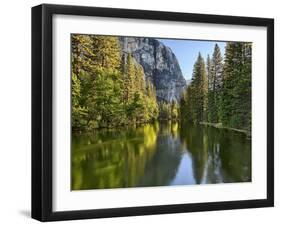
119,37,186,102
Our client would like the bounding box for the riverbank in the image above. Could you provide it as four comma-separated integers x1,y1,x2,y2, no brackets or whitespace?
73,120,160,134
199,122,251,138
73,118,180,133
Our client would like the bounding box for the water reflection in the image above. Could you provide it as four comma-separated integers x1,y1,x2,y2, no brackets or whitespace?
72,121,251,190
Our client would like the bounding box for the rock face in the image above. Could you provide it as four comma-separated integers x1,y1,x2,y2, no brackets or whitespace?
119,37,186,102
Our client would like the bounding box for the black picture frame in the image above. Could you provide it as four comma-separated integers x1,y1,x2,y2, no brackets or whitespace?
32,3,274,222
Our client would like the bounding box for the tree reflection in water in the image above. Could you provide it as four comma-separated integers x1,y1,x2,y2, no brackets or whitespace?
72,121,251,190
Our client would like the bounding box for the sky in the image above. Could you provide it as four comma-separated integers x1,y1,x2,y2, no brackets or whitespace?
157,39,226,80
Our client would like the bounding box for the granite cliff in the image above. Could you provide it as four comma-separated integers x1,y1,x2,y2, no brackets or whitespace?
119,37,186,102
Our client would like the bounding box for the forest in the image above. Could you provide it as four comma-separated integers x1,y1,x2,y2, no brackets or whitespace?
72,34,159,130
180,43,252,133
72,34,251,134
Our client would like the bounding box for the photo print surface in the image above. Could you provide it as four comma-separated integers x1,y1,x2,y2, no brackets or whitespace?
71,34,252,190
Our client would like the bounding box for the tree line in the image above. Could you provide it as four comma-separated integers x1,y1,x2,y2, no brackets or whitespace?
180,42,252,132
71,34,159,131
72,35,251,132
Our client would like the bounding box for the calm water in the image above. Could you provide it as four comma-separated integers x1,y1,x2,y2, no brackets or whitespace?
71,121,251,190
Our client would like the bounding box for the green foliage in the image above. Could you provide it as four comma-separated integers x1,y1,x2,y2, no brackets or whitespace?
71,34,159,131
159,102,171,120
180,42,252,133
122,54,158,124
91,36,121,70
122,54,135,103
71,35,251,133
206,44,223,123
145,81,159,121
171,101,179,120
220,42,252,131
87,69,124,128
71,72,88,130
180,53,207,123
158,100,179,121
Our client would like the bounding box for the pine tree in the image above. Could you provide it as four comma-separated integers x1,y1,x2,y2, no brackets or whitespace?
71,72,88,130
135,64,146,93
71,34,96,76
71,34,96,130
180,42,251,133
221,43,234,127
220,42,252,131
211,44,223,92
159,101,171,120
206,55,212,90
90,35,121,70
208,44,223,123
146,81,159,121
185,86,195,122
206,54,214,122
89,70,124,128
71,35,125,130
241,43,252,132
121,53,159,124
191,53,208,123
171,100,179,120
123,54,135,104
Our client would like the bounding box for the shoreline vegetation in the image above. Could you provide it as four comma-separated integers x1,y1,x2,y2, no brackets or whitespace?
71,35,251,138
72,118,179,133
199,122,251,137
180,43,252,136
73,120,250,139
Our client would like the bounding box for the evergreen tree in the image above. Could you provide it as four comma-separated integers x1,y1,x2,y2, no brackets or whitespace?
241,43,252,132
90,35,121,70
211,44,223,92
159,101,171,120
71,72,88,130
206,54,212,90
206,54,214,122
71,34,124,129
180,53,207,123
220,42,252,131
207,44,223,122
171,100,179,120
146,81,159,121
123,54,135,104
71,34,252,133
135,64,146,93
88,70,124,128
71,34,161,130
180,42,251,133
191,53,208,123
71,34,96,76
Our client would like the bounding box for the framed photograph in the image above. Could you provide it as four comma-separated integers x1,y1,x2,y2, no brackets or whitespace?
32,4,274,221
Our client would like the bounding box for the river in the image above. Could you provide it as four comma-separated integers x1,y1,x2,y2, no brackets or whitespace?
71,121,251,190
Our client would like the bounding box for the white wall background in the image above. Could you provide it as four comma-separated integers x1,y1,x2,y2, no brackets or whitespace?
0,0,278,225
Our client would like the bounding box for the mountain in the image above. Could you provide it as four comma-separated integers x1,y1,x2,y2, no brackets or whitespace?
119,37,186,102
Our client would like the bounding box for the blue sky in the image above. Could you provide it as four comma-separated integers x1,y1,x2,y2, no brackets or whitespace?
157,39,226,80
